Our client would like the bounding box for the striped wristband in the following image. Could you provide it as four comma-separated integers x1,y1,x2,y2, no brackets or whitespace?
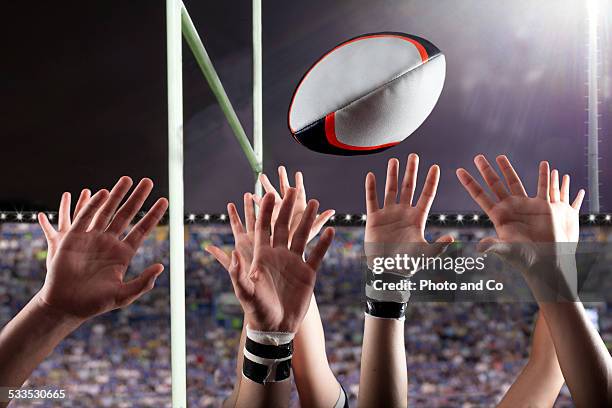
242,326,295,384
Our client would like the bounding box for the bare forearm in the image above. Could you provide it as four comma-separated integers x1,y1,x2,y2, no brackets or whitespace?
0,295,80,391
523,260,611,405
358,314,407,408
538,301,611,406
223,321,248,408
498,315,564,407
235,377,291,408
293,295,341,408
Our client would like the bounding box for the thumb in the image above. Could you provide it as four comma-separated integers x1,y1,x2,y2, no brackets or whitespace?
477,237,515,263
116,264,164,308
430,234,454,257
228,251,251,301
477,237,504,253
206,245,231,270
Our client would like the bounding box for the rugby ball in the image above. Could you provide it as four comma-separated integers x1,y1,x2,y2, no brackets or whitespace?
288,32,445,155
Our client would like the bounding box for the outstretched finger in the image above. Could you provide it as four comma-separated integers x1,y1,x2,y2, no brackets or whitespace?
71,190,110,232
244,193,256,234
496,155,527,197
399,153,419,205
116,264,165,308
306,227,335,271
550,170,560,203
537,161,550,201
91,176,134,231
227,202,246,240
58,192,71,232
123,198,169,250
290,199,319,255
278,166,291,197
259,173,281,199
309,209,335,241
295,171,307,201
474,155,510,201
38,212,57,241
571,189,585,210
365,172,379,214
560,175,570,203
106,179,154,236
384,158,400,207
254,193,275,249
456,168,495,213
73,189,91,220
273,188,297,248
206,245,231,270
415,165,440,215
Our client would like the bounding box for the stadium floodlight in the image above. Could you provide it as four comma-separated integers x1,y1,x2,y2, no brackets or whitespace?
204,214,210,221
439,214,446,222
456,214,463,222
166,0,263,405
472,214,479,221
589,214,596,222
345,214,352,221
586,0,601,213
220,214,227,221
361,214,367,221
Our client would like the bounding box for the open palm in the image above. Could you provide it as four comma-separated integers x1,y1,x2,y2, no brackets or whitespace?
457,155,584,271
365,154,453,262
37,177,168,321
227,191,334,333
206,166,334,276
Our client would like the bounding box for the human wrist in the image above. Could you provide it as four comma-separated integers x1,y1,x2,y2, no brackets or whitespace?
246,309,303,334
524,255,578,302
364,259,410,320
242,325,295,384
32,293,86,332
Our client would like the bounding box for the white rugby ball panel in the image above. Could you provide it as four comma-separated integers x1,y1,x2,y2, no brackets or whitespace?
333,54,446,148
289,32,444,156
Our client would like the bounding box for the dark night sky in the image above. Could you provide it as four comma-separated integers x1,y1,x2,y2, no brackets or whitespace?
1,0,610,214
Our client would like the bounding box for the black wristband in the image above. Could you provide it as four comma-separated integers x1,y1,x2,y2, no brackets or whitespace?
242,335,294,384
243,355,292,384
365,297,407,319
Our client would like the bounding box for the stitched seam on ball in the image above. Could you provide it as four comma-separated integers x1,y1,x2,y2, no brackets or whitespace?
295,53,443,133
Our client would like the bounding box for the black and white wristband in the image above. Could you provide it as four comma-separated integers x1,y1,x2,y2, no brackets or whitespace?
365,297,408,320
242,326,295,384
364,268,409,320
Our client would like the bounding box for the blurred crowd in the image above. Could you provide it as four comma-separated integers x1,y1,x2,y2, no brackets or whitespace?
1,223,610,407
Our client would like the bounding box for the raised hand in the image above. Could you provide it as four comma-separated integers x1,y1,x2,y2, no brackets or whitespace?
36,177,169,320
207,166,334,270
255,166,335,244
226,191,334,333
365,154,453,261
456,155,584,272
206,192,258,270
